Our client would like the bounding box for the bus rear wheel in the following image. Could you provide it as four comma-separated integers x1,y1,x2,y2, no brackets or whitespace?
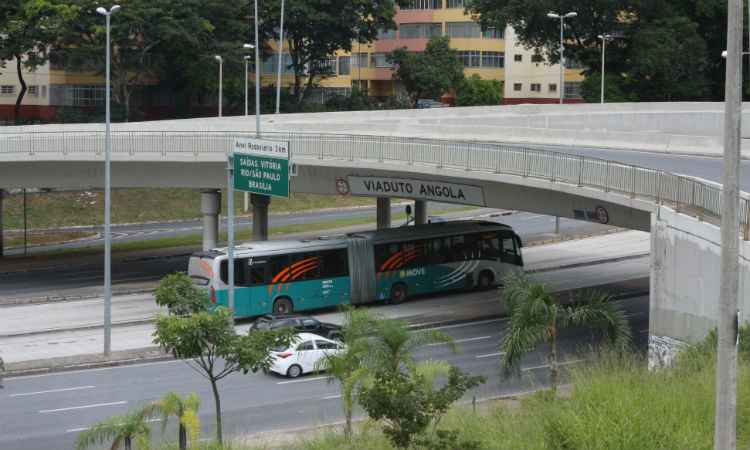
390,283,408,304
273,297,294,315
478,271,495,290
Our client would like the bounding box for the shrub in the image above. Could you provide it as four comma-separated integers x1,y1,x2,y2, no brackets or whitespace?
455,74,502,106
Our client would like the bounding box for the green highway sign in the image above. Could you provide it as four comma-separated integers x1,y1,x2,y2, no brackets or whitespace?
232,138,290,198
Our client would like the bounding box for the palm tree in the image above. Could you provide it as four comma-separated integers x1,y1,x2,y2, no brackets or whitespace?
75,407,154,450
150,392,201,450
365,318,457,373
501,273,632,391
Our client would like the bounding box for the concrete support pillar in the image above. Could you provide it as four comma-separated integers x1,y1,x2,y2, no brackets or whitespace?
377,197,391,230
201,189,221,251
415,200,428,226
251,194,270,241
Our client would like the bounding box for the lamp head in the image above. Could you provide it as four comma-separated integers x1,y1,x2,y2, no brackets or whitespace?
564,11,578,18
214,55,222,62
243,43,255,49
547,12,560,19
722,50,728,59
244,55,252,60
96,7,107,15
110,5,121,14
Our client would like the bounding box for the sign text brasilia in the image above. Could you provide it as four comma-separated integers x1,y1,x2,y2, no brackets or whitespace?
346,176,486,206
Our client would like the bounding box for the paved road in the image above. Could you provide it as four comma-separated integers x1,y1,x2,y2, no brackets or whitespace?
0,291,649,450
0,209,614,301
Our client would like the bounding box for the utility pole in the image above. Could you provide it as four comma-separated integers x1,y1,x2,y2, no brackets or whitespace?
275,0,285,114
714,0,742,448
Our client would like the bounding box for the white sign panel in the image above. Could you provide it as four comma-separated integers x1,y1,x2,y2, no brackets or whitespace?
346,176,486,206
233,137,289,160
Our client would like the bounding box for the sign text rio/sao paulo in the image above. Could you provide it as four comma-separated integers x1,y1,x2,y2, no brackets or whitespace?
232,138,290,198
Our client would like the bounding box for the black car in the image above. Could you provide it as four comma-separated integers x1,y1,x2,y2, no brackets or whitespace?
249,314,343,340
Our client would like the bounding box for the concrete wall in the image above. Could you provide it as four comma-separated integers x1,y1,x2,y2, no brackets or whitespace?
649,206,750,366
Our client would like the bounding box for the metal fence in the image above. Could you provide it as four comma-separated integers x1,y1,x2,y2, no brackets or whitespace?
1,130,747,236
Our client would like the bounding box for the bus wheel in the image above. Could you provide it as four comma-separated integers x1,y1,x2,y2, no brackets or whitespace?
390,283,408,304
273,297,294,315
478,271,495,290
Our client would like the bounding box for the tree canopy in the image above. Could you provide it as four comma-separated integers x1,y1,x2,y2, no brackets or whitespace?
466,0,727,101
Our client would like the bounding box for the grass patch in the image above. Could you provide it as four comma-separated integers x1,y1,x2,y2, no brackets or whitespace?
1,189,375,230
4,230,96,248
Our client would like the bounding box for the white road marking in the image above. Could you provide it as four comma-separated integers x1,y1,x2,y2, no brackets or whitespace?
277,376,327,385
321,394,342,400
429,318,506,331
39,400,127,414
475,351,505,359
428,335,492,346
66,418,160,433
522,359,584,372
10,385,95,398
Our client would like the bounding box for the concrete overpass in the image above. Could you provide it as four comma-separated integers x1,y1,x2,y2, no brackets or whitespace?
2,102,750,365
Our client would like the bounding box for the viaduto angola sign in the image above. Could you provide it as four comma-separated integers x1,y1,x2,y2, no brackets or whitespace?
232,138,290,198
346,176,486,206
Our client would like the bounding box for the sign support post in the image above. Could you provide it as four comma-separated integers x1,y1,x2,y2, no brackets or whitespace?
226,156,235,318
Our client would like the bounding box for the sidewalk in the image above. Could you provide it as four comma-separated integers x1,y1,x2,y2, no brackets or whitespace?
0,231,650,371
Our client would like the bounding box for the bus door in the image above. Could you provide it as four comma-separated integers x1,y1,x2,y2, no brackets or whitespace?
318,248,350,307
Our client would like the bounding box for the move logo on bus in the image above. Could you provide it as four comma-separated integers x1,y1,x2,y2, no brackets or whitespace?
347,176,485,206
232,138,290,198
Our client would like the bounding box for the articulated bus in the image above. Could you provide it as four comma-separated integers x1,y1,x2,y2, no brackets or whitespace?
188,220,524,317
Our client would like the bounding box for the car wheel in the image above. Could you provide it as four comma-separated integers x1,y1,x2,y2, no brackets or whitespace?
390,283,408,304
478,271,494,290
286,364,303,378
273,297,294,315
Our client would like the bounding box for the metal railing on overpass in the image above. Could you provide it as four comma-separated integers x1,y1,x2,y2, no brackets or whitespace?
1,130,748,238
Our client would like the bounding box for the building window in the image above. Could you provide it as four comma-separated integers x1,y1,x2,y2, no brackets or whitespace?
513,83,522,91
352,53,370,68
400,0,441,10
457,50,481,67
446,22,482,38
447,0,464,8
549,83,557,93
482,28,504,39
377,28,396,40
399,23,442,39
27,85,39,96
530,83,541,92
338,56,351,75
312,57,337,74
0,85,15,96
41,85,47,98
514,54,522,62
262,53,294,75
481,51,504,68
372,53,393,68
531,54,544,63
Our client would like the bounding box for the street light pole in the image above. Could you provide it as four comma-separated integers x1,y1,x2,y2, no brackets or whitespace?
254,0,261,137
275,0,285,114
244,56,251,116
547,11,577,104
598,34,612,104
96,4,121,358
715,0,743,447
214,55,223,117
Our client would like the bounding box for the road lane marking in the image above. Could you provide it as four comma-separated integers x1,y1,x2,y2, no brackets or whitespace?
10,385,95,397
475,351,505,359
277,376,328,385
522,359,584,372
428,335,492,346
40,400,127,414
429,318,507,331
321,394,342,400
66,417,160,434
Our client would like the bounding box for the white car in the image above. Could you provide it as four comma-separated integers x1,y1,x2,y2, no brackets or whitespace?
269,333,344,378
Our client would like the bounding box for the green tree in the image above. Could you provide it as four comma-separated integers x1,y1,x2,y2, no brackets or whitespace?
316,307,376,441
154,272,210,316
0,0,77,123
388,36,465,106
501,273,631,391
151,391,201,450
359,366,483,448
75,406,154,450
455,74,502,106
259,0,404,105
579,73,638,103
153,307,293,445
364,317,456,373
62,0,225,120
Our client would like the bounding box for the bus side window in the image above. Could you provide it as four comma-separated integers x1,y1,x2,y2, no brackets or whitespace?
451,235,466,262
501,237,517,263
402,241,427,268
289,253,322,281
220,258,248,286
321,249,349,278
268,255,289,284
429,238,445,264
477,233,500,260
375,243,401,272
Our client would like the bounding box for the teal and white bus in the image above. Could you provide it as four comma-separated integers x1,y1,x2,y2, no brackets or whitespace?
188,220,523,317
